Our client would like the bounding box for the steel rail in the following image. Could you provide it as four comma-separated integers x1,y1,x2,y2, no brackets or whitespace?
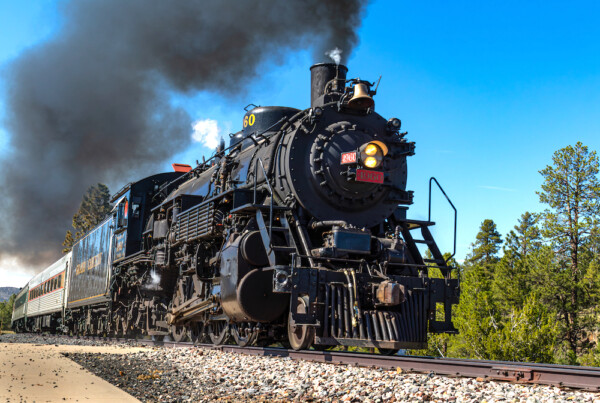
66,335,600,392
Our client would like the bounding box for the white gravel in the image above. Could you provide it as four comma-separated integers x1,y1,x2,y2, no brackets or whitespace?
76,347,600,402
3,333,600,402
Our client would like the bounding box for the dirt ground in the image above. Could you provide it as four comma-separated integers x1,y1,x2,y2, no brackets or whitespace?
0,342,150,402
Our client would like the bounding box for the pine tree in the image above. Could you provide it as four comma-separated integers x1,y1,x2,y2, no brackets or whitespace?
62,183,112,252
496,292,558,363
492,212,541,312
465,219,503,267
453,220,503,359
537,142,600,358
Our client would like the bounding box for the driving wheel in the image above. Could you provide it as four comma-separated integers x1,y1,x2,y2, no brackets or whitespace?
207,320,229,346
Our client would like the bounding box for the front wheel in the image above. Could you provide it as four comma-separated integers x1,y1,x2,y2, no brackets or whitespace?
287,296,315,351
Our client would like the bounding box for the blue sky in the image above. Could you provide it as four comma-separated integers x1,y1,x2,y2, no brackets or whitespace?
1,1,599,286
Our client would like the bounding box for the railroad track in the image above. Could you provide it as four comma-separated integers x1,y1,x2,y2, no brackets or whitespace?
70,335,600,392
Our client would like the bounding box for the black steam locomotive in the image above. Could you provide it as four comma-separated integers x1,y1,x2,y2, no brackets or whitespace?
15,63,459,354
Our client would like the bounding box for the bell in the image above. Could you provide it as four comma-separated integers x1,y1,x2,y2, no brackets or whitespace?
347,83,374,110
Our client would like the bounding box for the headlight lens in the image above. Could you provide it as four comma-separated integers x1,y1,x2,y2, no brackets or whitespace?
360,142,385,168
364,143,379,156
364,156,380,168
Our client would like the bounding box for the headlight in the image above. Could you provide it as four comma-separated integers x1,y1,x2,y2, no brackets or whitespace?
363,156,381,168
364,143,379,156
360,142,385,168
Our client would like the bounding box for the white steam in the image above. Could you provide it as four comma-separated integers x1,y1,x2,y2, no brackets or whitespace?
326,47,343,65
150,270,161,285
192,119,221,149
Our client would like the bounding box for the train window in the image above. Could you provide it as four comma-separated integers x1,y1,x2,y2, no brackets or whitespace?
116,199,128,228
131,196,142,218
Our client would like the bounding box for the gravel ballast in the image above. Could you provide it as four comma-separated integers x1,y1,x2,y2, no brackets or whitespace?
3,333,600,402
71,347,600,402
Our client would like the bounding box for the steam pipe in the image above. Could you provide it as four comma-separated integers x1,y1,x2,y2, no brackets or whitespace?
343,287,351,338
336,286,343,338
343,270,357,335
323,284,330,338
310,220,348,229
330,284,337,338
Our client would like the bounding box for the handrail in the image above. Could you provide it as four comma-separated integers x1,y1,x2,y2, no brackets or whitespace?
253,158,274,240
428,177,457,263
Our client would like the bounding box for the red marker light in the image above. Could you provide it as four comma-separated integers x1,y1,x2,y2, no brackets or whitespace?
341,152,357,165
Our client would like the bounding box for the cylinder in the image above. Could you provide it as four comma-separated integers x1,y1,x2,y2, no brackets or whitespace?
310,63,348,107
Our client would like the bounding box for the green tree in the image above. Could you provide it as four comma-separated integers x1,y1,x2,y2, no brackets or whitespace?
452,220,503,359
492,212,541,313
0,294,16,331
495,292,559,363
63,183,112,252
537,142,600,358
465,219,503,268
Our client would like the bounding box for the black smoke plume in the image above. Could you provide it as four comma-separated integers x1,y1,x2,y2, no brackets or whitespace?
0,0,368,269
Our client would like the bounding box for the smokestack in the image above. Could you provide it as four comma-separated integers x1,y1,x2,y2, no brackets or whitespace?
310,63,348,108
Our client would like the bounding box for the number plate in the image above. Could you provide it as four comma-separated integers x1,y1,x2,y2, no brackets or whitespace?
341,151,357,164
356,169,384,184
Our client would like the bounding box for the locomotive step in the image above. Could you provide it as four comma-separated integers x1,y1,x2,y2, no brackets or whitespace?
423,258,447,264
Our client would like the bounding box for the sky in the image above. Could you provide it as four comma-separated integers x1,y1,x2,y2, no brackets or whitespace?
1,0,599,287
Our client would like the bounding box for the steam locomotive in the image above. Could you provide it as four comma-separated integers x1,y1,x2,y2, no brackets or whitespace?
12,63,459,354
